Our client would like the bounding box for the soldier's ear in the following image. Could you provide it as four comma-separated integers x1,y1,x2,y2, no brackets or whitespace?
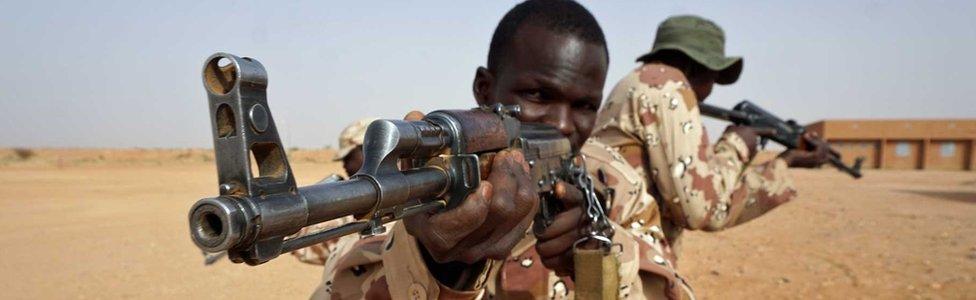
472,67,494,106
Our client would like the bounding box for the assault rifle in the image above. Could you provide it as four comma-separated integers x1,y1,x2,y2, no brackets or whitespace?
187,53,599,265
699,100,864,179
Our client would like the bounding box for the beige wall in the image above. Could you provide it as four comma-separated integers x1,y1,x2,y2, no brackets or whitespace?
883,140,922,170
808,119,976,171
829,140,880,169
925,140,971,171
811,120,976,140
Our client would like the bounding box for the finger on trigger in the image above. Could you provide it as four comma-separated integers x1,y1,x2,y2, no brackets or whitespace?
535,230,578,258
536,207,582,240
554,181,584,207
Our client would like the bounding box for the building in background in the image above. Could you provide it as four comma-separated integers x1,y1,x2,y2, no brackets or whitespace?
806,119,976,171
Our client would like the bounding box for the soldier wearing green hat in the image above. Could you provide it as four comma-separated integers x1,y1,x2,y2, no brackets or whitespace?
636,14,743,86
541,14,832,296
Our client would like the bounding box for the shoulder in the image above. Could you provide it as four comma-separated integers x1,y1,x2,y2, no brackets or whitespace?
607,64,696,108
635,63,689,88
582,140,650,218
582,140,645,199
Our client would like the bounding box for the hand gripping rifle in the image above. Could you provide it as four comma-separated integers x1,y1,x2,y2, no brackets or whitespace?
187,53,609,265
699,100,864,179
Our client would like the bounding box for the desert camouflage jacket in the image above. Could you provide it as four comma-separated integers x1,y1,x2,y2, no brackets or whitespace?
299,63,796,299
587,62,798,254
311,222,688,299
303,162,694,299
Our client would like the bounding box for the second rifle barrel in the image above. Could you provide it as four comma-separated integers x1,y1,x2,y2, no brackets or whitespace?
699,103,750,123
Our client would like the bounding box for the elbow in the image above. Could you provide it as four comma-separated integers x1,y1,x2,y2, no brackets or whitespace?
685,218,729,232
677,206,729,232
758,189,797,209
677,199,735,232
698,222,727,232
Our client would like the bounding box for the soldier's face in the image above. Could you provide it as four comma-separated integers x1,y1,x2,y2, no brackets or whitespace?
474,25,608,151
343,146,364,176
690,68,718,101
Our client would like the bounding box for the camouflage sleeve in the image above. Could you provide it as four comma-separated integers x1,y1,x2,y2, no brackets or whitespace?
583,140,692,300
592,65,797,232
612,223,696,300
380,222,490,299
290,216,356,265
316,228,390,299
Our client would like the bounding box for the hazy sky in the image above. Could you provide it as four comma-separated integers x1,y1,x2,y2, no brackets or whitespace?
1,0,974,148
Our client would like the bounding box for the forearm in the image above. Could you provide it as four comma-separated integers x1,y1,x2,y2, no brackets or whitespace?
662,134,797,231
652,128,751,230
724,158,797,226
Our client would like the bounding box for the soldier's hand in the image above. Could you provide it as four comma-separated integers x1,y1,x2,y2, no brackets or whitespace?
724,125,760,159
779,132,831,168
404,149,539,264
534,181,587,276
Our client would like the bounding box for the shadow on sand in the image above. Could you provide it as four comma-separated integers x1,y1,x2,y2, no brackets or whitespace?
897,190,976,204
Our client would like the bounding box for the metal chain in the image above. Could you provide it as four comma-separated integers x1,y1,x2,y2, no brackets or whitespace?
571,155,614,250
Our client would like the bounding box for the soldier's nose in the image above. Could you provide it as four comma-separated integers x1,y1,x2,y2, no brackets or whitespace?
546,104,575,138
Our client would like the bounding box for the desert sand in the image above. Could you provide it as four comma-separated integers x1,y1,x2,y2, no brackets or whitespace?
1,148,974,299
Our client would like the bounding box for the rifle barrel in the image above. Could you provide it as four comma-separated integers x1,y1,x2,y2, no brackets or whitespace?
188,167,449,254
699,103,751,124
828,156,863,179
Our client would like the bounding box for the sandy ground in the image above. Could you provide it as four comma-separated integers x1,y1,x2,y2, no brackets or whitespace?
0,149,974,299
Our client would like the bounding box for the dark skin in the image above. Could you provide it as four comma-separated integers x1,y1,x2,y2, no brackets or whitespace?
341,146,364,177
402,24,608,286
536,58,834,277
473,25,607,150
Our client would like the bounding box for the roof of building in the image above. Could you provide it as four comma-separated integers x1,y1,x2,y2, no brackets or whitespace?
806,119,976,140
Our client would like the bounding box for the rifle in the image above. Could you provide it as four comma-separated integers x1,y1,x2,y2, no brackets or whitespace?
699,100,864,179
187,53,604,265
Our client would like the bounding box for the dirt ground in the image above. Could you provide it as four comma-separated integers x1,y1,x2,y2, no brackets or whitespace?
1,149,974,299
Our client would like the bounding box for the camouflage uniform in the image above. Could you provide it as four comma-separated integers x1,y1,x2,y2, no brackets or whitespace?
586,15,797,264
320,216,688,299
578,61,797,298
308,113,693,298
288,118,383,298
315,136,697,299
315,14,798,298
291,117,377,265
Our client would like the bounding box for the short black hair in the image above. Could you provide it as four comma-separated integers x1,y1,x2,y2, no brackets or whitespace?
487,0,608,72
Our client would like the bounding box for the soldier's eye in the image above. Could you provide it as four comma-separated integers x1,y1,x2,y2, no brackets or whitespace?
519,90,542,102
572,100,599,111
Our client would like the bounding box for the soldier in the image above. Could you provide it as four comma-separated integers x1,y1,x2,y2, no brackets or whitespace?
333,117,375,178
319,1,701,299
287,118,377,295
537,14,833,297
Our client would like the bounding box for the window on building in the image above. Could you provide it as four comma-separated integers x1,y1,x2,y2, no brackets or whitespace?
940,143,956,157
895,142,911,157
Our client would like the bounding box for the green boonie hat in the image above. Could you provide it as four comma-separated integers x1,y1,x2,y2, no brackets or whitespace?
636,15,743,85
